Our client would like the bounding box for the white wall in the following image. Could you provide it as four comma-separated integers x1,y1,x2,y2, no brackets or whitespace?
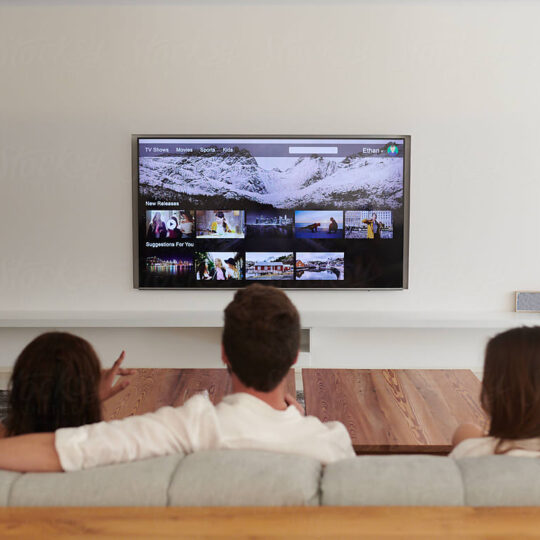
1,0,540,370
0,327,223,371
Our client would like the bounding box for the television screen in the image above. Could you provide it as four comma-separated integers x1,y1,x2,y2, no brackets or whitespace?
134,136,409,289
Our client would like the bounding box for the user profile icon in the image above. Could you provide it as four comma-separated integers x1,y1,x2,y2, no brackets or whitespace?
387,144,399,156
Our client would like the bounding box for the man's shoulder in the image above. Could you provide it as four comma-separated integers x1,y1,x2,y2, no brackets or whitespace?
152,392,216,419
178,392,215,410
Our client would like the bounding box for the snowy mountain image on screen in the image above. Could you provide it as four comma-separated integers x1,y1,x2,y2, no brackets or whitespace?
139,149,403,209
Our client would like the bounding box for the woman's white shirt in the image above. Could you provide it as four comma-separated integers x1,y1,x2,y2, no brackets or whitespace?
451,436,540,458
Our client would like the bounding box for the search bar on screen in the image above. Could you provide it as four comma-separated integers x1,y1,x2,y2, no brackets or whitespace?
288,146,338,154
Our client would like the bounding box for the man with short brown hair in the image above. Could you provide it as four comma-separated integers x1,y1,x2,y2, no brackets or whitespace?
0,285,354,473
223,284,300,392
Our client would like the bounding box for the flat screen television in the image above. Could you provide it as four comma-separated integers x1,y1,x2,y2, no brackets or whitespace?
133,135,410,289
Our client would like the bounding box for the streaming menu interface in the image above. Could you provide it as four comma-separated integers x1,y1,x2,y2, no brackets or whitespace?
136,137,406,289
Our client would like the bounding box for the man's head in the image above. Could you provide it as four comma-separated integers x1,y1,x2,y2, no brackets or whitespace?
372,212,377,219
222,284,300,392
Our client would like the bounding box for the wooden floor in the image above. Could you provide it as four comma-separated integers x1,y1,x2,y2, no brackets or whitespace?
2,507,540,539
103,368,296,420
303,369,488,454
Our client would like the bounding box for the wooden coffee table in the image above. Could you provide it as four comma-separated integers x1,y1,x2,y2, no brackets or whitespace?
302,369,488,455
104,367,484,455
103,368,296,420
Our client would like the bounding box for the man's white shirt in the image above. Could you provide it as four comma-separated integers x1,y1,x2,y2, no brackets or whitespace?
55,392,355,471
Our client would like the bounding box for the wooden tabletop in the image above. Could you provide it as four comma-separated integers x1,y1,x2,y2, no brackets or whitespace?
104,367,485,454
103,368,296,421
302,369,488,454
2,507,540,539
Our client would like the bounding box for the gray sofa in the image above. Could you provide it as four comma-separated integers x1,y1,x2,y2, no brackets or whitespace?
1,450,539,507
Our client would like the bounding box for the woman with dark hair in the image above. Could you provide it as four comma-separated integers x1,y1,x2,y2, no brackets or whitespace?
197,261,210,280
1,332,133,437
179,211,194,237
451,326,540,457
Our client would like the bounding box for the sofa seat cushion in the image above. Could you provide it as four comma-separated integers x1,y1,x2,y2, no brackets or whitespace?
8,455,182,507
168,449,322,506
322,455,464,506
457,456,540,506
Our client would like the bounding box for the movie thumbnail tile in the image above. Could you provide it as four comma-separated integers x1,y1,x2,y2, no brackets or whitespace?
145,250,194,278
196,210,245,239
246,209,294,238
295,210,343,239
146,210,195,240
246,252,294,280
195,252,244,281
295,252,345,281
345,210,393,239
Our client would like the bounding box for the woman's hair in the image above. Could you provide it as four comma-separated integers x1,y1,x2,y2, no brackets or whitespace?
197,262,207,279
481,326,540,446
152,212,162,226
4,332,102,436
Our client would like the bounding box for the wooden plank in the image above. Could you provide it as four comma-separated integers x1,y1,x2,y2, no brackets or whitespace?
302,369,488,454
2,507,540,539
104,369,296,421
406,370,488,436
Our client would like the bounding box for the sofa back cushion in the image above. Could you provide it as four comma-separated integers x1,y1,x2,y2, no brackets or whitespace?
322,455,465,506
0,471,20,507
168,450,322,506
8,455,181,507
457,456,540,506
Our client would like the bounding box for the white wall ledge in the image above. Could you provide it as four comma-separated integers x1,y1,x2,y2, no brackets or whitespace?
0,311,539,329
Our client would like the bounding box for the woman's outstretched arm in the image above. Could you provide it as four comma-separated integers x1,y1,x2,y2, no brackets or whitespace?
0,433,62,472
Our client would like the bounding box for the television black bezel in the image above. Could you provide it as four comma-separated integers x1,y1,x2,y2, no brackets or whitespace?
132,134,410,290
